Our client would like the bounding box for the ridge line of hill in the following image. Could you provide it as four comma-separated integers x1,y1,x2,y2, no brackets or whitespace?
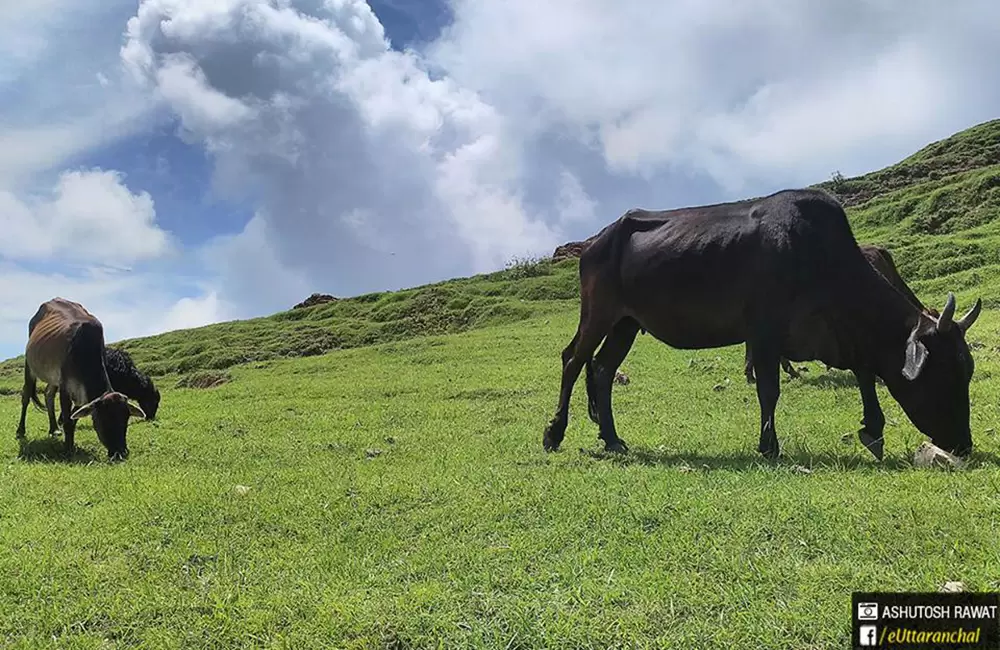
1,118,998,382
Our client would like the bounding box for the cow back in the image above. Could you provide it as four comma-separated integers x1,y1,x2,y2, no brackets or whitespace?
25,298,104,394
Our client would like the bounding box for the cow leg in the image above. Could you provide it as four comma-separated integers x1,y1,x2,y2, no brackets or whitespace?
853,369,885,461
585,359,600,424
16,362,34,439
543,319,609,452
588,318,640,453
45,384,60,436
60,387,76,455
781,358,800,379
744,343,756,383
751,338,782,459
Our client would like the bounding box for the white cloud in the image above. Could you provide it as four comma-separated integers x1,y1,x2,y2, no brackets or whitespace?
555,170,598,228
120,0,561,315
0,262,227,359
6,0,1000,358
0,0,216,360
429,0,1000,188
153,54,256,134
158,290,227,333
0,169,171,264
0,0,161,186
199,214,313,317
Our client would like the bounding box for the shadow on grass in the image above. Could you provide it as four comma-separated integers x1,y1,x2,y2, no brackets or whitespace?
17,436,97,464
796,372,860,390
795,370,891,390
579,445,1000,472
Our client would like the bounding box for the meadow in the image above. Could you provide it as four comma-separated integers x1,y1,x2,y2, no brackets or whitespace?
0,120,998,649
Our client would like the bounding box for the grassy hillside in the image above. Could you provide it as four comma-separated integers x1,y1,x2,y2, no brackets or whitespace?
815,118,1000,308
0,258,580,387
1,119,999,648
2,310,1000,648
1,119,998,383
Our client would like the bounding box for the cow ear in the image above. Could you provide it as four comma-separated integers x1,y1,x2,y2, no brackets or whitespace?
70,398,98,420
126,401,147,420
902,330,929,381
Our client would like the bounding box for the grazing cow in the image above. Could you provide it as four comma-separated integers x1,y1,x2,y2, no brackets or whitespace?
16,298,146,460
43,346,160,434
545,189,981,461
743,243,940,383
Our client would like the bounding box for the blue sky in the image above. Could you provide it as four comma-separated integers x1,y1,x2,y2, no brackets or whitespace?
2,0,1000,360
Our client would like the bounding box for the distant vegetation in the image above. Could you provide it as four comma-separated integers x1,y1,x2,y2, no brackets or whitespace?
2,119,998,386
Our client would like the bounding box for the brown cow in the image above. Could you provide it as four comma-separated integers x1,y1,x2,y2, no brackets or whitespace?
743,243,939,382
15,298,146,460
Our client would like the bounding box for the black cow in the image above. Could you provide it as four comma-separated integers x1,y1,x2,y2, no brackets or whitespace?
42,346,160,435
543,189,981,460
744,243,940,383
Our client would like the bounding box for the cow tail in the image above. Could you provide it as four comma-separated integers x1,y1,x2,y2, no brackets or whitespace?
24,361,44,412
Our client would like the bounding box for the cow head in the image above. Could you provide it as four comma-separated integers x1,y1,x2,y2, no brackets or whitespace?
885,292,981,457
140,386,161,421
70,391,146,460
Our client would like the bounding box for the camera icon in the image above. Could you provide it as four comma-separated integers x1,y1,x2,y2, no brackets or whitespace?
858,602,879,621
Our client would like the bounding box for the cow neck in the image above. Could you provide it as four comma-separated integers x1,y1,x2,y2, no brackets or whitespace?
71,343,114,404
848,268,922,376
80,366,114,404
67,321,114,405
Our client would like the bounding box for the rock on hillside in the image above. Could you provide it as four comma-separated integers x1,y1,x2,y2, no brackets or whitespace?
293,293,338,309
552,235,599,261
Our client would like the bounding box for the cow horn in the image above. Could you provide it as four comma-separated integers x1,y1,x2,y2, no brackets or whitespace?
937,292,956,331
957,297,982,333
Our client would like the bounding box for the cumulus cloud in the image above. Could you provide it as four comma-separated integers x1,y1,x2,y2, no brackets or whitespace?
121,0,561,316
7,0,1000,357
0,169,171,264
0,0,160,186
116,0,1000,322
430,0,1000,188
159,291,228,333
0,262,226,359
0,0,223,359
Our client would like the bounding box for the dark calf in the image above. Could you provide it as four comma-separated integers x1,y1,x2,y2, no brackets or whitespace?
44,346,160,435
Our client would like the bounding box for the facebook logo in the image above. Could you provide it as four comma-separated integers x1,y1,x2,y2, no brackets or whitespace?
859,625,877,646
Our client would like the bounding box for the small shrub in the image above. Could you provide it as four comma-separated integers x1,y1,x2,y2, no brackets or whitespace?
501,256,552,281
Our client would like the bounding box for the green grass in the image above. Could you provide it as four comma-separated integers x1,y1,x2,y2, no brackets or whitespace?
3,309,1000,648
1,119,1000,648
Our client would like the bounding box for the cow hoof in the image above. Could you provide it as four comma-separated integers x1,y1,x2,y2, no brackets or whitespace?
542,424,563,452
603,438,629,454
15,428,25,440
858,428,884,461
758,443,780,459
48,428,60,438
